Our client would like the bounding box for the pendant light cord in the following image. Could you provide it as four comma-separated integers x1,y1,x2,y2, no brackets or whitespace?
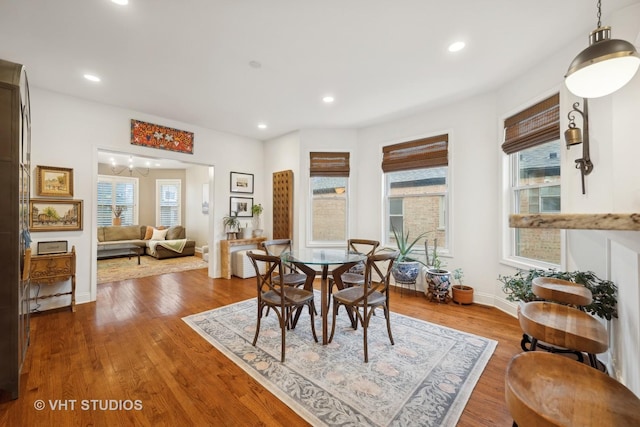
596,0,602,28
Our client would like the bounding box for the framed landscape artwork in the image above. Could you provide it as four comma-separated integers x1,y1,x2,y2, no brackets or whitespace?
36,165,74,197
230,172,254,194
29,199,83,232
230,197,253,217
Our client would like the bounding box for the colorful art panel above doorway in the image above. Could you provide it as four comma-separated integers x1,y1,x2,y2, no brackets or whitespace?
130,119,194,154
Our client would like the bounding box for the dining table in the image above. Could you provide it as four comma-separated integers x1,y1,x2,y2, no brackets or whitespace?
281,249,367,344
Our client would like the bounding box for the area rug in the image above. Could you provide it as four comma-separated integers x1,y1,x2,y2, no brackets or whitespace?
183,294,497,426
97,255,208,284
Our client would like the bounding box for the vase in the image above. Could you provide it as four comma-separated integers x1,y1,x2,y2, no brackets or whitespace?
425,268,451,303
391,261,420,283
113,217,121,226
452,285,474,305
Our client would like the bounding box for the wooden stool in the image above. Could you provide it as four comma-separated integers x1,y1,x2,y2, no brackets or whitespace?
518,301,608,368
532,277,593,306
505,352,640,426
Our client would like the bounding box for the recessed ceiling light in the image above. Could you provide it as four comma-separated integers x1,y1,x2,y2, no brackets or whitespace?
83,74,101,82
257,123,267,129
322,95,335,103
111,0,129,5
448,41,466,53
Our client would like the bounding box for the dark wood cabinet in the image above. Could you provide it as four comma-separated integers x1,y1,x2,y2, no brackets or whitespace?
0,58,31,401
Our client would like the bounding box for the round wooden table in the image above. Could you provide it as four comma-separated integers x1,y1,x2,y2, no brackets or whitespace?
532,277,593,306
505,351,640,426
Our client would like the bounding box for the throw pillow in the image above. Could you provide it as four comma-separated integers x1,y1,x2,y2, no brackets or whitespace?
143,226,154,240
151,228,169,240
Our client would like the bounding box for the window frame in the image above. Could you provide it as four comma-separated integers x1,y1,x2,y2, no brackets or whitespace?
155,179,182,227
383,170,449,252
501,93,564,270
97,174,139,226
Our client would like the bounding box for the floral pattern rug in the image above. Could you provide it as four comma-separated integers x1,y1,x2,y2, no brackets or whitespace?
183,295,497,426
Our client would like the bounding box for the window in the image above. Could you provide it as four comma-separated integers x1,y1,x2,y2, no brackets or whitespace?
382,134,448,251
503,93,561,265
97,175,138,226
156,179,182,227
309,152,349,243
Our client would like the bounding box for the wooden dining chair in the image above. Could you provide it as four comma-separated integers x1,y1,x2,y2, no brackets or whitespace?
246,251,318,362
261,239,307,288
328,250,398,362
328,239,380,293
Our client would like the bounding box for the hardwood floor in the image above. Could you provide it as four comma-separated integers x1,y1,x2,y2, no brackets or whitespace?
0,268,522,426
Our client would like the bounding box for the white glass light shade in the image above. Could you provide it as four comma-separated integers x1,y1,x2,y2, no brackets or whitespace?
565,31,640,98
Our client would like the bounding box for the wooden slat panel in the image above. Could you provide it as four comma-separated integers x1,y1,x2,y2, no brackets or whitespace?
273,170,293,240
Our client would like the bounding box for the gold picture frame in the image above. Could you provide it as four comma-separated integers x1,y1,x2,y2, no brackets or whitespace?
29,199,83,232
36,165,74,197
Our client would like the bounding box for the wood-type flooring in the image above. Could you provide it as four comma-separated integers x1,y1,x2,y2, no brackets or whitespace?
0,268,523,426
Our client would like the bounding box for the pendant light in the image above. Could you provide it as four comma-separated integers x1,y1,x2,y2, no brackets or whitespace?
565,0,640,98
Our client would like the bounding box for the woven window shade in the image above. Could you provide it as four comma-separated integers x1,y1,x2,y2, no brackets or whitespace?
502,93,560,155
309,152,350,177
381,134,448,173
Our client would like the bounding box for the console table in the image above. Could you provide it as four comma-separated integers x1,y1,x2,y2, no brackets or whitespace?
30,246,76,312
220,237,266,279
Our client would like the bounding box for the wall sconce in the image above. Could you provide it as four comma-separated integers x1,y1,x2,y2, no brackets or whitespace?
564,0,639,98
565,99,593,194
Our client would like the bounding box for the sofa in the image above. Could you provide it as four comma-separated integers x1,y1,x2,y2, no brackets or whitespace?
97,225,196,259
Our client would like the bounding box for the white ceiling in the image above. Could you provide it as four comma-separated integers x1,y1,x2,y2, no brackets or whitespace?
1,0,639,142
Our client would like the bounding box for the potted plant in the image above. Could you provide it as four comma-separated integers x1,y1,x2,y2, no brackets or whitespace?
222,212,240,240
424,238,452,303
251,203,264,237
451,267,474,305
389,225,430,285
498,268,618,320
110,205,126,226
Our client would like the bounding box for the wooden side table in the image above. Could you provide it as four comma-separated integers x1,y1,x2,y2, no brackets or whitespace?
30,246,76,312
220,237,266,279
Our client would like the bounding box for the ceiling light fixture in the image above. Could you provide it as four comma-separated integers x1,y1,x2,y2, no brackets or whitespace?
565,0,640,98
111,0,129,5
322,95,335,103
83,74,101,82
448,41,465,52
257,123,267,129
110,157,149,176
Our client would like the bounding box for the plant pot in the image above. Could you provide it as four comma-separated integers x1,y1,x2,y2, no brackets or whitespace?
226,232,237,240
392,261,421,284
252,229,263,238
452,285,474,305
241,227,253,239
112,217,121,226
425,268,451,303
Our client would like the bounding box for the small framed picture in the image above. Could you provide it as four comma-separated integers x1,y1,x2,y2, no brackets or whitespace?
230,171,254,194
37,240,68,255
29,199,83,232
36,165,74,197
230,197,253,217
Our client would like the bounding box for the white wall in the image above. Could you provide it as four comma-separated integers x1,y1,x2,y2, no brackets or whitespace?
30,88,265,306
357,93,499,304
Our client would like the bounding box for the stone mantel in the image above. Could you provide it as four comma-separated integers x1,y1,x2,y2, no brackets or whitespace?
509,213,640,231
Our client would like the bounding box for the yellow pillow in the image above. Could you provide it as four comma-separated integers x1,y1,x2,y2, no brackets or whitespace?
143,226,154,240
